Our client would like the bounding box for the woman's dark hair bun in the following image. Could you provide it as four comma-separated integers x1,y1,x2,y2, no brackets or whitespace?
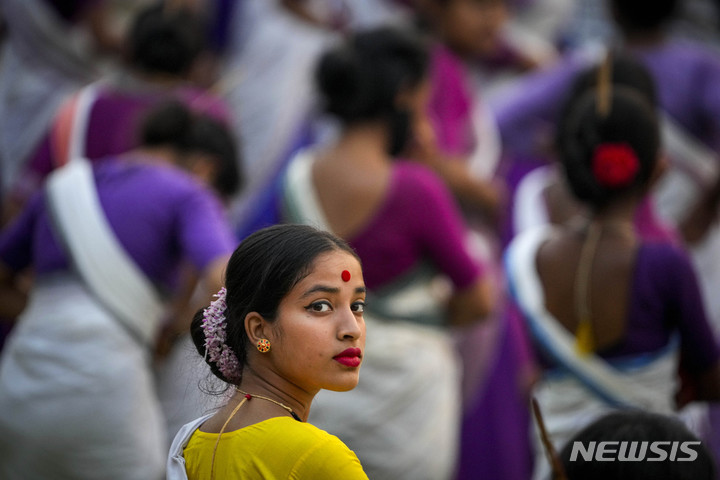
316,47,364,120
315,26,429,124
557,86,660,208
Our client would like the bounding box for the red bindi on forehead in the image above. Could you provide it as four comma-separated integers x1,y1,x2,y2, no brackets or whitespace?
341,270,351,282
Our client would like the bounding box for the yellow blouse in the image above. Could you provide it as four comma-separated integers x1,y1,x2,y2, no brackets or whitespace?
183,417,368,480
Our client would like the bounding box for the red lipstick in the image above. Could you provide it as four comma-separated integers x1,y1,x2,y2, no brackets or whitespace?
333,348,362,368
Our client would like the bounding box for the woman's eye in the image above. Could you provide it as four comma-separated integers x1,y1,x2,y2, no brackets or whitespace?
307,301,332,313
351,302,365,313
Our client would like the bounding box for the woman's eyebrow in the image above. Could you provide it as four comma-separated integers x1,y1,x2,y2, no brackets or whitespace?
300,285,367,297
300,285,340,298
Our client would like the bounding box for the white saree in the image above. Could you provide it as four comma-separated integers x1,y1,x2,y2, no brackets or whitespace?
280,150,462,480
0,277,166,480
0,158,167,479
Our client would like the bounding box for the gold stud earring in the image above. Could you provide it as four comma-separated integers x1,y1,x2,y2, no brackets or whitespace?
256,338,271,353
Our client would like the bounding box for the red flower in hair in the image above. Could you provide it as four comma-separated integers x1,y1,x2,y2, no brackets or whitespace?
591,143,640,188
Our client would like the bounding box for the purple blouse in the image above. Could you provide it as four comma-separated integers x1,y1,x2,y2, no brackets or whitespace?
534,242,719,374
598,242,719,373
347,161,483,291
0,156,236,289
632,41,720,151
13,83,231,204
493,40,720,155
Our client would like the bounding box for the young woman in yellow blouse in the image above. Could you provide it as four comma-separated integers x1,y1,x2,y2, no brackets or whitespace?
167,224,369,479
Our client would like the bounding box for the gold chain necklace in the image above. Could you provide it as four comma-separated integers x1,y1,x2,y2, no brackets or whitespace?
574,222,602,355
573,219,635,355
209,388,301,479
235,388,301,421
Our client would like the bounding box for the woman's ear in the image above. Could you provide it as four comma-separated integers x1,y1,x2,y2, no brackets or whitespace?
244,312,270,346
184,153,219,188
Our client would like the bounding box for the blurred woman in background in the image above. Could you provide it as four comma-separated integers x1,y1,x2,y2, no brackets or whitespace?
0,101,239,480
506,81,720,479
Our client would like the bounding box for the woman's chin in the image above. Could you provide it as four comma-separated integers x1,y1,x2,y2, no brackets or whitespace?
325,376,361,392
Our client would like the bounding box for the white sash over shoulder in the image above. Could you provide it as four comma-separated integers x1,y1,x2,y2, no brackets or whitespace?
505,226,677,412
282,149,332,231
46,157,164,348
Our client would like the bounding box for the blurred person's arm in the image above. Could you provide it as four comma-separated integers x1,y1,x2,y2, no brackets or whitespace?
678,174,720,245
404,162,496,325
447,276,494,326
155,254,229,359
669,242,720,407
0,263,28,320
0,193,42,318
408,113,505,223
151,168,236,357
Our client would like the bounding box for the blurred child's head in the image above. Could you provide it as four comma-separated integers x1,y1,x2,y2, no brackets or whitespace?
560,410,715,480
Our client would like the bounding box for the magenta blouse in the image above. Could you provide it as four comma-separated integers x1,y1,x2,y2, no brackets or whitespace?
346,161,483,291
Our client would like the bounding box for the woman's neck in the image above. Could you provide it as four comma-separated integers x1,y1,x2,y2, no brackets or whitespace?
123,147,178,166
565,197,639,239
581,198,639,241
590,197,637,224
237,369,314,422
323,122,390,168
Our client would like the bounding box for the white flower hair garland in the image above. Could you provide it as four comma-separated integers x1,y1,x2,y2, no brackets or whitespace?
202,287,242,383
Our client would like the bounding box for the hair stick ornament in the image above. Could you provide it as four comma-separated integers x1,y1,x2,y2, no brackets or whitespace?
531,396,569,480
596,50,613,117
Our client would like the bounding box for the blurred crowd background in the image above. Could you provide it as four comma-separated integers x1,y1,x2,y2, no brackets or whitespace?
3,1,720,479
